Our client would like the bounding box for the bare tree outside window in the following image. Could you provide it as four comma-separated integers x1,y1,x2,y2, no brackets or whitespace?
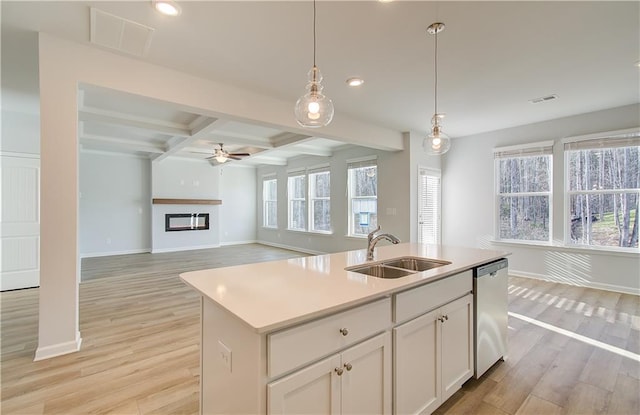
567,144,639,248
262,178,277,228
309,170,331,232
496,155,551,242
287,174,306,231
348,163,377,237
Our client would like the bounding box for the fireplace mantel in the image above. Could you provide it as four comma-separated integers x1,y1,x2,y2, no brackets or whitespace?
152,198,222,205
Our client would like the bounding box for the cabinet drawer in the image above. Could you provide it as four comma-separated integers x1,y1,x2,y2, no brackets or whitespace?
394,270,472,324
268,297,392,378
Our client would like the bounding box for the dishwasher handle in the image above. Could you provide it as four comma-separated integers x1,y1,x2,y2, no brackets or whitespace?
475,259,508,277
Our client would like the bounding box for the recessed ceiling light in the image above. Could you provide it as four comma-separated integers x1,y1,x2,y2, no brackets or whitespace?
346,77,364,87
636,60,640,68
153,0,181,16
378,0,395,3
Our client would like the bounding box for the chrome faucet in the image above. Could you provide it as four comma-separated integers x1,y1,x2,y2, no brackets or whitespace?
367,225,400,260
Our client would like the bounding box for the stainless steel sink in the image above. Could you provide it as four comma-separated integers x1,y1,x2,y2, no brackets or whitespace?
345,264,414,279
382,257,451,271
345,256,451,279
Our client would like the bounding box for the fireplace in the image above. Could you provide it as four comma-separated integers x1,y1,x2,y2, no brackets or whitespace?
165,213,210,232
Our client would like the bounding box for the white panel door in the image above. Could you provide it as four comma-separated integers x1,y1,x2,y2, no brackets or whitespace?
417,167,441,244
1,154,40,290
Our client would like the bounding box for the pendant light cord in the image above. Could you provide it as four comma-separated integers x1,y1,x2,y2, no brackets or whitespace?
434,29,438,116
313,0,317,68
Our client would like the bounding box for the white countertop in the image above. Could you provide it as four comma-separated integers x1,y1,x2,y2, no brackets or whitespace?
180,243,509,334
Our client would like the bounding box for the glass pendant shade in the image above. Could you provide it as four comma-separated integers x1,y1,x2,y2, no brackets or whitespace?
423,115,451,155
215,155,228,163
295,66,334,128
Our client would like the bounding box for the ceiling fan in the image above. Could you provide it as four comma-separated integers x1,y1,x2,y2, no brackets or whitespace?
207,143,250,164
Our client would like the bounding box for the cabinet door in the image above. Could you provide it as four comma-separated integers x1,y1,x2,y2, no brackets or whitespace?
440,294,474,401
268,354,341,415
341,332,392,415
393,308,441,415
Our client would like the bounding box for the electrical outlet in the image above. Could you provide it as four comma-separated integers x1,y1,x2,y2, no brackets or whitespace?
218,340,232,372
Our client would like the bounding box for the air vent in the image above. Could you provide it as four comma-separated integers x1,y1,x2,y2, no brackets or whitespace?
529,94,558,104
90,8,154,57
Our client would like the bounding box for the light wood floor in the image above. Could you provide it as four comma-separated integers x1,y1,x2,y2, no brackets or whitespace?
2,244,639,414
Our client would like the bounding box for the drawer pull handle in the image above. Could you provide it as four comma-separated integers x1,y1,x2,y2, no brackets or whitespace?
438,315,449,323
335,367,344,376
344,363,353,371
339,328,349,336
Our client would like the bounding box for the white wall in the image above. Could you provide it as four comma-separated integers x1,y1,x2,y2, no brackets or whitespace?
79,151,151,258
151,158,221,252
1,30,40,154
442,104,640,294
220,165,257,245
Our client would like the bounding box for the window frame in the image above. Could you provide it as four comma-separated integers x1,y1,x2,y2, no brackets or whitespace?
308,167,332,234
493,141,553,244
287,172,307,232
562,130,640,251
347,157,378,238
262,176,278,229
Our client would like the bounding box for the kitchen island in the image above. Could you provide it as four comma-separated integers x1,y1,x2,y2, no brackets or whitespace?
181,243,509,415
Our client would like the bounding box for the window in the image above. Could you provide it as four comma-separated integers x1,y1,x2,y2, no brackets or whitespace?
262,177,277,228
418,167,441,244
308,168,331,232
347,158,377,237
494,142,553,242
565,134,639,249
287,172,306,231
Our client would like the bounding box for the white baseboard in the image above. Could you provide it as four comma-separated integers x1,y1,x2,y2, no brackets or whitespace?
220,240,258,246
34,332,82,361
151,244,221,254
510,269,640,296
80,248,151,259
257,240,325,256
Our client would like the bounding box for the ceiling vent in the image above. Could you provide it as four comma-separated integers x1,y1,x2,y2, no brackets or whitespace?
90,8,154,57
529,94,558,104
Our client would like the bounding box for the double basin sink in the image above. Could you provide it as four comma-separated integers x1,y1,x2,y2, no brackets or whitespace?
345,256,451,279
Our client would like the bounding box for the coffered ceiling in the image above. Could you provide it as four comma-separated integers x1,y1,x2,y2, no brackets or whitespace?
2,1,639,166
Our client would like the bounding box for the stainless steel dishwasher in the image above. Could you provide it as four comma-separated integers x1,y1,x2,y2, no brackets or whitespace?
473,258,508,378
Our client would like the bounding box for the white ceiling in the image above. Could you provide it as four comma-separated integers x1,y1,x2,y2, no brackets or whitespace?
2,1,639,165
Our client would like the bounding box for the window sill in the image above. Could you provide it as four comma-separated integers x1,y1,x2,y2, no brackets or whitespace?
286,229,334,236
490,239,639,258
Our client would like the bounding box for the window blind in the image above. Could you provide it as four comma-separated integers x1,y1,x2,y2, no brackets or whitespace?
418,168,441,244
346,156,377,170
564,135,640,151
494,141,554,159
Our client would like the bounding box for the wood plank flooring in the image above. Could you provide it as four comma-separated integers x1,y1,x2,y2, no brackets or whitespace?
2,244,639,414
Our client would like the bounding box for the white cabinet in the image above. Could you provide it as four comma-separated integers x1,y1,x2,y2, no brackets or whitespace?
440,294,474,401
268,332,392,415
394,292,473,415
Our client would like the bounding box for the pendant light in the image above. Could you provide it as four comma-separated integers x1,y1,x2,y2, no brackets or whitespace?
424,22,451,155
294,0,334,128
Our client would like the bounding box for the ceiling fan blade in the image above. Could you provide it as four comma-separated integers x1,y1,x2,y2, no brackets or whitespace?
228,155,242,160
228,153,251,157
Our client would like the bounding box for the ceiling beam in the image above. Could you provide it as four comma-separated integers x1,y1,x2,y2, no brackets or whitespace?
80,133,165,154
79,106,191,137
152,118,228,164
270,132,313,148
